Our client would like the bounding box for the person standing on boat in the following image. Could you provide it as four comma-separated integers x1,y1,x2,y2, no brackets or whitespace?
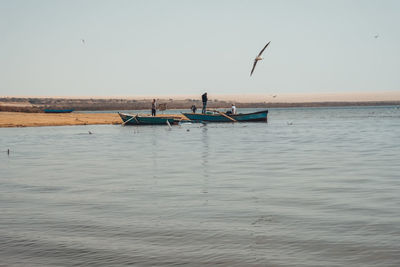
231,104,237,115
201,92,208,114
151,99,157,116
191,104,197,113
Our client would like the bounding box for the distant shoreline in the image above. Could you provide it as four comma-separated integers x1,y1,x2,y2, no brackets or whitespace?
1,97,400,113
2,91,400,103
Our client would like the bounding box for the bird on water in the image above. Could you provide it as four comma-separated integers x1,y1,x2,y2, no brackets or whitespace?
250,41,271,76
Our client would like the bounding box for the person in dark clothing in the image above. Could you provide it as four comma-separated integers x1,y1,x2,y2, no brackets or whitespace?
151,99,156,116
191,104,197,113
201,92,208,114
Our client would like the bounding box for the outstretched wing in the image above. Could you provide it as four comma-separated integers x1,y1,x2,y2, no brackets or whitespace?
250,60,258,76
257,41,271,57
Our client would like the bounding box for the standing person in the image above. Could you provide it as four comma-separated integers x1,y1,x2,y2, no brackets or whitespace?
191,104,197,113
151,99,157,116
231,104,237,115
201,92,208,114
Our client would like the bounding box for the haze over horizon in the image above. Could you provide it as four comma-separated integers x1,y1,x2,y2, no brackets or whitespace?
2,91,400,104
1,0,399,97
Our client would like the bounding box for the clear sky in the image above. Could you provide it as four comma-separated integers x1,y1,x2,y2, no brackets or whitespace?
1,0,399,97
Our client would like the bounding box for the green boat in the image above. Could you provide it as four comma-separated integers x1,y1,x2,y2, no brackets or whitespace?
44,109,74,113
118,112,178,126
182,109,268,123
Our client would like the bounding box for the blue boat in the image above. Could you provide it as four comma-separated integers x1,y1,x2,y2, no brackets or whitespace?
118,112,180,126
182,109,268,123
44,109,74,113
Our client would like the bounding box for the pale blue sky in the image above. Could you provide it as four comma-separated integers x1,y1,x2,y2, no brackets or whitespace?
1,0,399,97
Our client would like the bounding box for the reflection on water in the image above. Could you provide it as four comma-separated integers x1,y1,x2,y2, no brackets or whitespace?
201,127,209,195
1,106,400,266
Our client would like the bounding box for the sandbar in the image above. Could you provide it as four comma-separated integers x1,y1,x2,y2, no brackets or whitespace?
0,112,187,128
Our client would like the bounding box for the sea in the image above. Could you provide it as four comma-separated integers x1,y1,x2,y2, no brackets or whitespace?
1,106,400,267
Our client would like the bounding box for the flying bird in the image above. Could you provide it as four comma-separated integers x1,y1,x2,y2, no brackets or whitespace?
250,41,271,76
374,34,379,39
81,39,85,44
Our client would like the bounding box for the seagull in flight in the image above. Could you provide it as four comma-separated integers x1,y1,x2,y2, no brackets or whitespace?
374,34,379,39
250,41,271,76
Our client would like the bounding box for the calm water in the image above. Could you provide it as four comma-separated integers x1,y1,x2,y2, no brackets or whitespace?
1,106,400,266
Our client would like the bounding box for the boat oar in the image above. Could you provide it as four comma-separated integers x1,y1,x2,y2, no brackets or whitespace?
215,110,237,122
122,115,138,126
166,119,172,129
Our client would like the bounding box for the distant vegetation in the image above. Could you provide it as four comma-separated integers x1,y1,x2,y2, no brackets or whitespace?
1,97,399,113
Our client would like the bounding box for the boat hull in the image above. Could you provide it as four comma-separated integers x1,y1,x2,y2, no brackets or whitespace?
118,113,177,125
182,110,268,123
44,109,74,113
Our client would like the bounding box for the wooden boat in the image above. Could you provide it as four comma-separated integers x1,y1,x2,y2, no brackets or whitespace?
182,109,268,123
44,109,74,113
118,112,179,125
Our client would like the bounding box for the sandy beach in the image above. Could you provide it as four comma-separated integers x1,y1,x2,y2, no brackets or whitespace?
0,112,121,127
0,112,188,128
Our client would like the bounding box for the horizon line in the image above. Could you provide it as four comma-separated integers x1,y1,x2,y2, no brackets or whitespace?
1,91,400,103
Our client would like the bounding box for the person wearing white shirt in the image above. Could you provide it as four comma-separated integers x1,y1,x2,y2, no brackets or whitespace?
231,104,237,115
